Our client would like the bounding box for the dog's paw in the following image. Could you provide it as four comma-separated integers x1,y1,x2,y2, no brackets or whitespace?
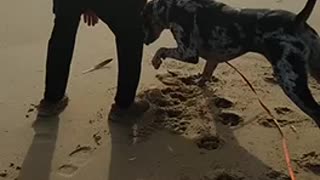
152,56,162,69
196,77,209,87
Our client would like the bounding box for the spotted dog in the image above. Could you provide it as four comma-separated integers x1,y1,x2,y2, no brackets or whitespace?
142,0,320,127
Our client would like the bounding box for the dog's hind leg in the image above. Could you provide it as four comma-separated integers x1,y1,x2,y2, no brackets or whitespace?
197,60,218,87
265,41,320,127
307,38,320,84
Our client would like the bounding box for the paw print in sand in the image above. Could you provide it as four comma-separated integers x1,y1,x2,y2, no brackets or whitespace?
135,72,241,150
201,169,245,180
294,151,320,176
217,112,242,127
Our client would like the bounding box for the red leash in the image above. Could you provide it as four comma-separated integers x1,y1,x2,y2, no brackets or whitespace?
226,62,296,180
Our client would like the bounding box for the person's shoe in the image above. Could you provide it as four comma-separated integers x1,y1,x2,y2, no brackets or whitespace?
37,96,69,117
108,99,150,123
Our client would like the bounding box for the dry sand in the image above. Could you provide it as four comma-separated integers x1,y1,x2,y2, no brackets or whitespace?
0,0,320,180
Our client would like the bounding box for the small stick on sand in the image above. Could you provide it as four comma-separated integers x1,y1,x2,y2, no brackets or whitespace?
167,145,174,153
128,157,137,161
290,125,298,133
82,58,113,74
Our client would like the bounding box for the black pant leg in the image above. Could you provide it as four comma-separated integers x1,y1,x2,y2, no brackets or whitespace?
44,14,81,102
114,28,144,108
92,0,146,108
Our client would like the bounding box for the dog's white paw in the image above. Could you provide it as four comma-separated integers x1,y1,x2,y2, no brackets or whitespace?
152,56,162,70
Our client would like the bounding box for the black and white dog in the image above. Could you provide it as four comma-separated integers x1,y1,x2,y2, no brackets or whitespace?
142,0,320,127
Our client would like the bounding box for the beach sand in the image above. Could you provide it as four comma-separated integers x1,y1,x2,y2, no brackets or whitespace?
0,0,320,179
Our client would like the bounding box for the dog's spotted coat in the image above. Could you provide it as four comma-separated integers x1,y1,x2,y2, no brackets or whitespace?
142,0,320,127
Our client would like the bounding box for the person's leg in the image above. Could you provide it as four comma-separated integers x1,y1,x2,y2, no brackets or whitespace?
113,26,144,108
44,15,80,102
38,1,82,116
92,0,149,120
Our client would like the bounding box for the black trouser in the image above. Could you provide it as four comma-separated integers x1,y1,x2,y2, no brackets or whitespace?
44,0,146,108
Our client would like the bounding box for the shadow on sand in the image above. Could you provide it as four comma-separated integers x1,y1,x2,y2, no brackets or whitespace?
106,82,289,180
18,115,60,180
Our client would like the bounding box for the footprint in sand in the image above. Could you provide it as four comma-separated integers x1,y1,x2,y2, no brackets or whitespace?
217,112,243,127
156,71,219,87
257,106,308,128
201,169,245,180
57,164,79,177
135,72,223,144
257,116,306,128
265,169,291,180
68,146,94,165
294,151,320,175
213,97,234,109
57,146,94,177
274,107,293,115
196,135,223,151
213,174,243,180
164,118,190,135
258,118,290,128
0,171,8,178
263,72,278,85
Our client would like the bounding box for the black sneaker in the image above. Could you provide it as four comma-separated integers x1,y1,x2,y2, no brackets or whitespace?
37,96,69,117
108,99,150,123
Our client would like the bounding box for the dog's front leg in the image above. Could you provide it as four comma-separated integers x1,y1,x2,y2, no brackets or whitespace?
152,47,199,69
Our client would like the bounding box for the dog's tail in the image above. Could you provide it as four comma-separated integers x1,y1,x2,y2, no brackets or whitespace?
295,0,317,25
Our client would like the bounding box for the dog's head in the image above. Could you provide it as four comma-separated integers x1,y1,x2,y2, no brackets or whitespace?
142,0,170,45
